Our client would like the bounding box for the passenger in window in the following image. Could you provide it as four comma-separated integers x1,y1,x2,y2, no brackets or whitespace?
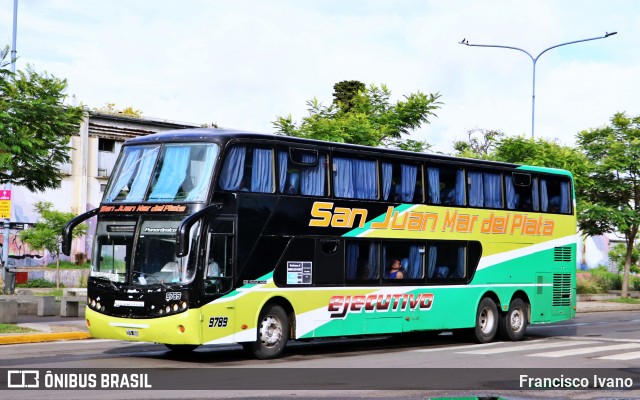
239,178,249,192
549,196,560,213
388,259,404,279
207,258,221,278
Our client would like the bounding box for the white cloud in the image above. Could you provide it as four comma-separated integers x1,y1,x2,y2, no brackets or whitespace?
2,0,638,153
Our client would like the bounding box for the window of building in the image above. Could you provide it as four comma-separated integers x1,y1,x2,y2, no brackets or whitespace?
98,138,116,152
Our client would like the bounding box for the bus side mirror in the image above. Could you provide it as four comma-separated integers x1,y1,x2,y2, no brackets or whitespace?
175,203,223,257
62,208,99,256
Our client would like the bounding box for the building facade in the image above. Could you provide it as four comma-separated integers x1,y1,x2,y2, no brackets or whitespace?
1,111,198,269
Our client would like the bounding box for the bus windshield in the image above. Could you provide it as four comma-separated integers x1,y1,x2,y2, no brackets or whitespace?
91,219,201,286
104,142,218,203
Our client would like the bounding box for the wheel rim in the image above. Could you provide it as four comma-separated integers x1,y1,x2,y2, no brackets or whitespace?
510,307,524,332
479,306,495,334
259,315,283,348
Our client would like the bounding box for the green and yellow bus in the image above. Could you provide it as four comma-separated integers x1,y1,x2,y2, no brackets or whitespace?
63,129,576,359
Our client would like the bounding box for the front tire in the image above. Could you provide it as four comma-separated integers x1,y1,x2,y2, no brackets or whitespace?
245,304,290,360
498,298,528,341
472,297,499,343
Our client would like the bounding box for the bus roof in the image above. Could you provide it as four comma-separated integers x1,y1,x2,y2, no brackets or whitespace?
125,128,572,177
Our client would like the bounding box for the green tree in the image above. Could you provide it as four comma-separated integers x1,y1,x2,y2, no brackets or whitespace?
332,80,366,113
453,133,597,271
453,128,504,159
453,133,591,193
608,243,640,274
273,82,442,151
0,47,85,192
19,202,87,288
577,112,640,298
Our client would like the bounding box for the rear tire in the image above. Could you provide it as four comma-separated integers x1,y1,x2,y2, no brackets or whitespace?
498,298,528,341
245,304,290,359
471,297,499,343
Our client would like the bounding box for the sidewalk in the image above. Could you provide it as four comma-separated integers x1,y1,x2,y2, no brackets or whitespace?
1,301,640,345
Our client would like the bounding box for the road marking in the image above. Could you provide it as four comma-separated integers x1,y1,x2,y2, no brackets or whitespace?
414,341,504,353
597,350,640,360
528,343,640,358
458,340,597,355
561,336,640,344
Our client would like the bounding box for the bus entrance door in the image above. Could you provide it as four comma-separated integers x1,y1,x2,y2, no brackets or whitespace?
201,219,236,344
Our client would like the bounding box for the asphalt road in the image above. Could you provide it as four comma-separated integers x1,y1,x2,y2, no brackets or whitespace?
1,311,639,399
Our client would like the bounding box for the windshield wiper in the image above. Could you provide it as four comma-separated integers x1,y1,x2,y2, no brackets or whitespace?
131,270,170,289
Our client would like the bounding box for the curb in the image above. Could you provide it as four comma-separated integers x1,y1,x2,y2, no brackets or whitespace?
0,331,92,345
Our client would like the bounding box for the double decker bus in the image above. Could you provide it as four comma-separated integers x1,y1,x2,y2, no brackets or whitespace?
63,129,577,359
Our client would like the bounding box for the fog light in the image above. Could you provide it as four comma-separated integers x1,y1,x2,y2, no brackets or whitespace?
178,325,185,333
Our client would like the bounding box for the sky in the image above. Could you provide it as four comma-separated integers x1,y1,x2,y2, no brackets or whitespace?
1,0,639,153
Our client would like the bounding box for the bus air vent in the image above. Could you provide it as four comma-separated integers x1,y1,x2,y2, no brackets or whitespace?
552,273,572,307
553,246,572,262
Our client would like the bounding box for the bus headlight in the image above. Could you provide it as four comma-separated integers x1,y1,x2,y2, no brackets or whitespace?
172,304,179,312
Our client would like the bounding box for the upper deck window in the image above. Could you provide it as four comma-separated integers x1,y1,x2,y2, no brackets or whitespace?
333,156,378,200
540,176,571,214
468,170,503,209
505,173,539,212
427,166,465,206
104,143,218,203
219,145,275,193
381,161,422,203
278,149,327,196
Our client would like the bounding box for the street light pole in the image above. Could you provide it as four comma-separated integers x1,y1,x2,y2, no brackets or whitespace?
2,0,18,290
459,32,617,138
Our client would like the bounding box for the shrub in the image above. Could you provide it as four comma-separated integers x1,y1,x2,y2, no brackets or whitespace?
632,277,640,291
46,261,90,270
576,275,607,294
16,278,63,288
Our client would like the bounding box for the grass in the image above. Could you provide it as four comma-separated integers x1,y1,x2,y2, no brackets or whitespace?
606,298,640,304
34,288,64,300
0,324,36,334
45,261,90,269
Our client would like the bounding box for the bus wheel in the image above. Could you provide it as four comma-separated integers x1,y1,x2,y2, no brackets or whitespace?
498,298,528,341
472,297,498,343
165,344,199,353
247,304,290,360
